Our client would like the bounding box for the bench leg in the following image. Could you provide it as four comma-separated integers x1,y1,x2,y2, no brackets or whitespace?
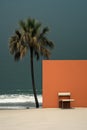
62,101,70,109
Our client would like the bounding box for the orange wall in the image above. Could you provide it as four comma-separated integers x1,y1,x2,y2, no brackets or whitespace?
42,60,87,108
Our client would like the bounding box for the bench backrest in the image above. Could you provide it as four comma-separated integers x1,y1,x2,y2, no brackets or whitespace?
58,92,71,100
58,92,71,96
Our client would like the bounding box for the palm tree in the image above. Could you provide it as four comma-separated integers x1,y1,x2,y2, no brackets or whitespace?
9,18,54,108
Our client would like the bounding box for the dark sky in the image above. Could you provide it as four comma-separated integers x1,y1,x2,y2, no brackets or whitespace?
0,0,87,93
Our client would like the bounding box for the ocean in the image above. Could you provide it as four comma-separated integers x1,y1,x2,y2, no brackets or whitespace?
0,88,42,109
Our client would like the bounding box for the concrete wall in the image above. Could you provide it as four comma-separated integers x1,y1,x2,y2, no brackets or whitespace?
42,60,87,108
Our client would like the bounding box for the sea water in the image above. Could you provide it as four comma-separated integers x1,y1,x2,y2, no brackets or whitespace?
0,89,42,109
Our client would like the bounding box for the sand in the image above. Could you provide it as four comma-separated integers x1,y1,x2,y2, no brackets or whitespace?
0,108,87,130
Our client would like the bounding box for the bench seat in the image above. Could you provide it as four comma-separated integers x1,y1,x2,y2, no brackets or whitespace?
59,99,74,102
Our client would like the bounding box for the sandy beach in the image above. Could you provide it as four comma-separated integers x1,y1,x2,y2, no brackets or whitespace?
0,108,87,130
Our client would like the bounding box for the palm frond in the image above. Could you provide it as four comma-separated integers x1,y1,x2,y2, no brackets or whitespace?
40,46,51,59
26,18,32,30
9,41,18,54
32,22,41,37
9,47,15,55
14,51,20,61
19,20,27,32
9,33,21,54
34,51,40,60
30,18,36,28
39,36,54,49
42,27,49,35
15,30,21,39
32,42,40,52
9,36,18,45
26,18,36,32
45,40,54,49
20,46,28,59
39,27,49,39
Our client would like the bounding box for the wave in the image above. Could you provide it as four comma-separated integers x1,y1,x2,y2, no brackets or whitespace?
0,94,42,109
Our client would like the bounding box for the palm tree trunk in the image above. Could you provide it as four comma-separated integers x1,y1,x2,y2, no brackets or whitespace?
30,48,39,108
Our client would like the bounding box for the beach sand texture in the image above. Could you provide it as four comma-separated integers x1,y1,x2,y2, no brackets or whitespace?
0,108,87,130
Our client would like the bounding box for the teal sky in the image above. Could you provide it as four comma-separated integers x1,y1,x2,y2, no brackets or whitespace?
0,0,87,93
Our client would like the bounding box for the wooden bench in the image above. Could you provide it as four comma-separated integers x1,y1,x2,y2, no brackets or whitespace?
58,92,74,108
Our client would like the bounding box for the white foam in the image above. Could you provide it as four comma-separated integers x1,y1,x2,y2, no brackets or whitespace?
0,94,42,103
